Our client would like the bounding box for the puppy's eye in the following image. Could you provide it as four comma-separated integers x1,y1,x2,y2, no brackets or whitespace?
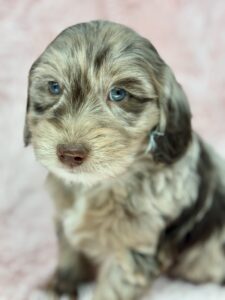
48,81,61,95
109,88,127,102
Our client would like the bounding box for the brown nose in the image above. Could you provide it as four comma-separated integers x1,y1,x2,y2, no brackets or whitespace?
57,144,88,167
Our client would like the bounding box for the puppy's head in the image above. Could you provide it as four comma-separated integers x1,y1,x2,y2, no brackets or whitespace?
24,21,191,184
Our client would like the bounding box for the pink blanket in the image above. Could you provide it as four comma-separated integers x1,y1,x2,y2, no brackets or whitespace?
0,1,225,299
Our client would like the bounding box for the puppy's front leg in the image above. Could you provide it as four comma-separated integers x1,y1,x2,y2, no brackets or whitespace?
45,174,95,297
46,220,95,297
94,252,159,300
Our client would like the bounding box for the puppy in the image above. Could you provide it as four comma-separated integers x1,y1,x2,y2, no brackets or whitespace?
24,20,225,299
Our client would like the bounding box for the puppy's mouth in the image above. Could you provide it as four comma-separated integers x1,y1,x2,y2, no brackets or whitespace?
50,157,118,186
63,165,91,174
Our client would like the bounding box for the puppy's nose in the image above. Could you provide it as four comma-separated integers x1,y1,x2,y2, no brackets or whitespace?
57,144,88,167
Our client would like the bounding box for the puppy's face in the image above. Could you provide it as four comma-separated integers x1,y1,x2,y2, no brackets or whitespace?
25,21,191,184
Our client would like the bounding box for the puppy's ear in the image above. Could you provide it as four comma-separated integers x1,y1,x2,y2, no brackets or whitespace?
23,94,31,146
152,66,192,164
24,62,37,146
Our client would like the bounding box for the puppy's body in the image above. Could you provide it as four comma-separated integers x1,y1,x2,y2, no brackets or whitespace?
49,135,225,285
25,21,225,299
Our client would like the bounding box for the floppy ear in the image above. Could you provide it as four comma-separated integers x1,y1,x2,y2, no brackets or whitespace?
24,58,41,146
23,94,31,146
24,62,37,147
152,66,192,164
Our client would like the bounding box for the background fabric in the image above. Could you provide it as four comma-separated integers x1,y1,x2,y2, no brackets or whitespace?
0,0,225,299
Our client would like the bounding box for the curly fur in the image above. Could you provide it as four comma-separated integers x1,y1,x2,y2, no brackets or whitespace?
24,20,225,299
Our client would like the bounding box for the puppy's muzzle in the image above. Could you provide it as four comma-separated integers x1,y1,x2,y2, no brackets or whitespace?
57,144,89,168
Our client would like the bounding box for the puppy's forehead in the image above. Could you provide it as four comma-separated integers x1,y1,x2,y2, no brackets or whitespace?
36,22,155,85
49,21,143,62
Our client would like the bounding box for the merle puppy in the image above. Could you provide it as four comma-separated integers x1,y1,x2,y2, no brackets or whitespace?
24,20,225,300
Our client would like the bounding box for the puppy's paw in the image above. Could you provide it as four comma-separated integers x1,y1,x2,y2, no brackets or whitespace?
29,289,77,300
43,269,78,298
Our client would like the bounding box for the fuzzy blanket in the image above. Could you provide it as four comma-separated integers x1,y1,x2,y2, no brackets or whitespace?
0,1,225,299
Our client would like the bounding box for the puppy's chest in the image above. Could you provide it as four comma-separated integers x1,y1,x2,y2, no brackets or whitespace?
63,187,159,261
63,172,194,261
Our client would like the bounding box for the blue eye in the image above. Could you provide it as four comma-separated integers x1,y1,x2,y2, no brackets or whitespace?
109,88,127,102
48,81,61,95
